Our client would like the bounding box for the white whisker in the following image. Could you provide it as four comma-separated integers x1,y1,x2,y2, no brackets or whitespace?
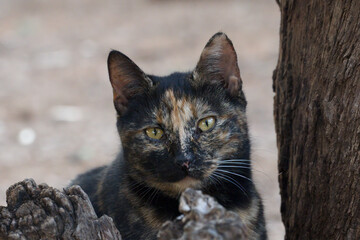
216,169,253,183
212,172,248,197
217,165,251,169
219,159,252,162
218,162,251,166
208,174,222,186
207,158,252,163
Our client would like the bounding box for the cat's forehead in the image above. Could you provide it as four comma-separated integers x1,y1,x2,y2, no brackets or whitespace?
155,88,211,130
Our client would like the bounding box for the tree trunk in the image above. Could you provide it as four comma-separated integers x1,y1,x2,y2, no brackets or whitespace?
273,1,360,239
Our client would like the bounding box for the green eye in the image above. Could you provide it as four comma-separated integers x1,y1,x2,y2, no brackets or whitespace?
198,116,216,132
145,127,164,140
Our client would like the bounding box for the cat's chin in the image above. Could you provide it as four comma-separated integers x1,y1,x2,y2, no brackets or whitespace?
173,176,201,192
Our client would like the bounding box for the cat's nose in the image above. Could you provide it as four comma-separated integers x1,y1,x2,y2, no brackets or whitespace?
179,160,190,173
182,161,190,169
175,154,191,172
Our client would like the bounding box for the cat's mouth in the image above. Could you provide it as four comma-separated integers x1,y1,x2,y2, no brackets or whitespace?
173,176,201,191
148,176,201,198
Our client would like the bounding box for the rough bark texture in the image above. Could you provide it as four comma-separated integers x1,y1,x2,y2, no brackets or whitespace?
0,180,248,240
274,1,360,239
158,189,247,240
0,179,122,240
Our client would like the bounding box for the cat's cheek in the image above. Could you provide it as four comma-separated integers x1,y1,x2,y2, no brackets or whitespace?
216,130,232,142
140,141,166,154
195,138,218,161
122,136,167,167
216,137,243,159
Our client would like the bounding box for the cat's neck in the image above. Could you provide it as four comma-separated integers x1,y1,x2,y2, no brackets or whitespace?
125,172,253,213
125,175,180,218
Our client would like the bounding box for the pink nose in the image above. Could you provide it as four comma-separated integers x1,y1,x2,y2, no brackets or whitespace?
182,161,190,169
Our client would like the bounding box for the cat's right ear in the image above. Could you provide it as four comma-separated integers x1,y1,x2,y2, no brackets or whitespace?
108,50,153,116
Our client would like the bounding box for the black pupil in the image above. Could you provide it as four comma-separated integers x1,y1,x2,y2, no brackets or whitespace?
154,129,157,135
205,120,209,127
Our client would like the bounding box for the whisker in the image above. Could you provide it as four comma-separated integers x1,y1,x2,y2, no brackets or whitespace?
212,172,248,197
129,182,147,195
208,174,222,186
127,179,142,188
218,162,252,166
222,158,252,161
217,165,252,169
219,159,252,163
217,165,270,178
138,185,157,203
207,158,252,163
216,169,253,183
148,188,160,204
212,172,239,189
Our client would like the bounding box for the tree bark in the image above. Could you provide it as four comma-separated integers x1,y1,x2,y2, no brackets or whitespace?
274,1,360,239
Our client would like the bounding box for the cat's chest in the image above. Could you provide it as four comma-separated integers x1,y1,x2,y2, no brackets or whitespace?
120,186,181,228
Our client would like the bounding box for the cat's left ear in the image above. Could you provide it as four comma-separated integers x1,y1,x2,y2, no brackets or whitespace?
193,32,243,98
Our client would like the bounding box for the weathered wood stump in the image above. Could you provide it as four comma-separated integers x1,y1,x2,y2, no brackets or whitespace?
0,180,247,240
0,179,121,240
158,189,248,240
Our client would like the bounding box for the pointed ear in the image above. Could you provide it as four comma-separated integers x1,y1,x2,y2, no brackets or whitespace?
193,32,243,98
108,50,153,115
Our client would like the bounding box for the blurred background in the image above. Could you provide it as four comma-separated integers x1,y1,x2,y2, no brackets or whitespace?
0,0,282,238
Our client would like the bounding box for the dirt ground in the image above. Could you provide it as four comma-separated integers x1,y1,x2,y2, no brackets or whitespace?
0,0,283,238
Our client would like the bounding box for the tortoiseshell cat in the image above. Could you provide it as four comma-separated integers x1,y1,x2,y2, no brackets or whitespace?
72,32,267,240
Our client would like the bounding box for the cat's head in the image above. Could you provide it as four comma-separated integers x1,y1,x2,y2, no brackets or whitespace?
108,33,250,196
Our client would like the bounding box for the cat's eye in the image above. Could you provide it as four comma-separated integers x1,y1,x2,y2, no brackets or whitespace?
145,127,164,140
198,116,216,132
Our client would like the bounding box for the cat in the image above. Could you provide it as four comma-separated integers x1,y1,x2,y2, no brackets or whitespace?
71,32,267,240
